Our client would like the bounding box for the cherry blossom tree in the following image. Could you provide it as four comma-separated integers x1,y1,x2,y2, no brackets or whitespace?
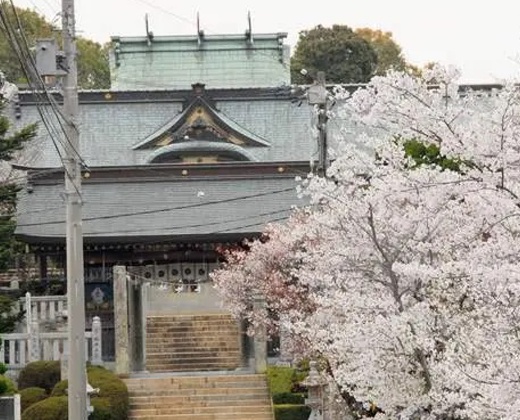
213,66,520,420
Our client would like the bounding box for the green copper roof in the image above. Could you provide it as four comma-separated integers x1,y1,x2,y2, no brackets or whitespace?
109,33,291,90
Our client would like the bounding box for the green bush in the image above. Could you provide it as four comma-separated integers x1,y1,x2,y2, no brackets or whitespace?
17,361,61,392
267,366,297,394
90,397,113,420
0,362,7,375
267,365,309,393
0,374,16,395
274,404,311,420
19,387,48,411
21,396,68,420
52,365,129,420
272,392,305,405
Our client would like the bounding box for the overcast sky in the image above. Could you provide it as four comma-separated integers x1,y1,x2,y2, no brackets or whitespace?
12,0,520,83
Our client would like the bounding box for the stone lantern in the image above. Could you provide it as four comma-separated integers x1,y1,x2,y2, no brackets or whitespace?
301,360,327,420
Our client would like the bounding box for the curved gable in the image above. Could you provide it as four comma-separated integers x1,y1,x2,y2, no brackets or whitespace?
133,84,270,152
147,141,257,163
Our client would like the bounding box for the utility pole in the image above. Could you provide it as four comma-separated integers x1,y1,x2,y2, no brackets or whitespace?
62,0,86,417
307,71,328,176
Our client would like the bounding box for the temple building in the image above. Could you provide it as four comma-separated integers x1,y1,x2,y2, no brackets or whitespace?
10,28,335,361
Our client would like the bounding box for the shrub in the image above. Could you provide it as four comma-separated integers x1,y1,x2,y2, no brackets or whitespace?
21,396,68,420
267,366,297,394
19,387,47,411
52,365,129,420
0,362,7,375
0,374,16,395
272,392,305,405
17,361,61,392
90,397,113,420
87,366,129,420
274,404,312,420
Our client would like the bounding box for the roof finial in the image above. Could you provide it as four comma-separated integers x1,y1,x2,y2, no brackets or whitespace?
197,12,204,47
245,11,254,46
145,14,154,46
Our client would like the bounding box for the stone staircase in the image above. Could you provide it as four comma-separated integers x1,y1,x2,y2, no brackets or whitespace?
146,314,243,373
125,373,274,420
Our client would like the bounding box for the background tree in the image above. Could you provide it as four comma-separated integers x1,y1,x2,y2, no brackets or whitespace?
354,28,408,75
0,5,109,89
290,24,378,84
0,96,35,332
0,100,36,272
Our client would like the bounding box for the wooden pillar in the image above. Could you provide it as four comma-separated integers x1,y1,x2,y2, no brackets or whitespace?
39,254,48,280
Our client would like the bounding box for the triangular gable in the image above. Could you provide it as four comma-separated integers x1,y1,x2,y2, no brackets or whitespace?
133,95,270,151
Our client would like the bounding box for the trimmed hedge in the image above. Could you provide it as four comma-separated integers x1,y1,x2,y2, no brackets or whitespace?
17,361,61,392
19,387,48,412
0,374,16,395
272,392,305,405
267,366,296,394
21,396,68,420
52,365,129,420
274,404,311,420
90,397,113,420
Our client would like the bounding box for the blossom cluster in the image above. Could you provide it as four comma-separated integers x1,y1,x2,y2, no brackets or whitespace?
212,67,520,420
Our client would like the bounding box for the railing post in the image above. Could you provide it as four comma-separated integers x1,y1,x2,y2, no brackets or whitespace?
91,316,103,366
13,393,21,420
29,320,40,362
25,292,32,335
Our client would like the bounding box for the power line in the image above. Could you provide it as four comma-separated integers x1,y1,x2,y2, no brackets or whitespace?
3,0,88,170
16,185,298,227
8,1,88,169
27,207,294,237
126,0,293,72
0,0,86,199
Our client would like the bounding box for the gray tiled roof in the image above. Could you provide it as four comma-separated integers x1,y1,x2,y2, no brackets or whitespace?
16,176,302,240
14,94,332,168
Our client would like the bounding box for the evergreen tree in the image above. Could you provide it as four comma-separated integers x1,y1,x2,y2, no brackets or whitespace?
0,99,36,272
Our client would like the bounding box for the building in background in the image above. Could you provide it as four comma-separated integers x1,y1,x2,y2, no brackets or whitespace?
10,29,332,360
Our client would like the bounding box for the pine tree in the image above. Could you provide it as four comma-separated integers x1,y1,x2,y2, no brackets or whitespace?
0,100,36,271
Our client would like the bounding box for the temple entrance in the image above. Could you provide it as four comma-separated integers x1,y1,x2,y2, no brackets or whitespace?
113,264,244,375
133,263,228,315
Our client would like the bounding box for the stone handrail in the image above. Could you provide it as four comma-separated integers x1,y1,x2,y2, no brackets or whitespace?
0,317,102,371
18,293,67,325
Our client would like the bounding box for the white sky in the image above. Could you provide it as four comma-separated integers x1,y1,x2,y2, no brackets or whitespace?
12,0,520,84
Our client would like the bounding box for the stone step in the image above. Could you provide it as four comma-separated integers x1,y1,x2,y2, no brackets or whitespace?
145,360,241,368
147,330,238,336
130,405,272,416
145,361,242,370
129,394,268,405
146,346,239,352
125,374,274,420
146,323,238,329
146,343,239,350
129,392,269,401
147,315,236,321
145,366,240,373
146,350,241,357
145,336,239,344
147,320,238,325
128,413,274,420
125,375,266,389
